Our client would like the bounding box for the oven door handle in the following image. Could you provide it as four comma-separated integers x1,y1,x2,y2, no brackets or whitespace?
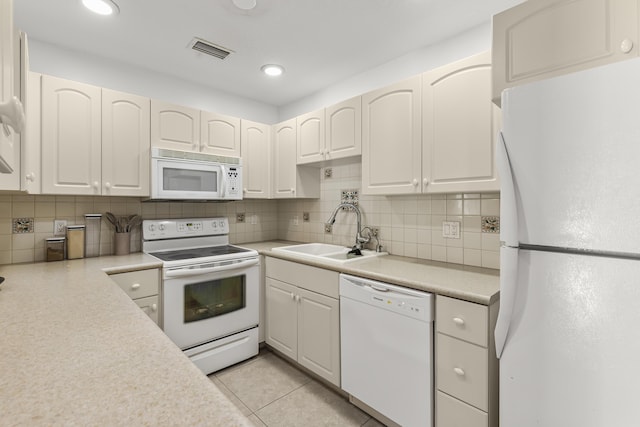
164,259,259,278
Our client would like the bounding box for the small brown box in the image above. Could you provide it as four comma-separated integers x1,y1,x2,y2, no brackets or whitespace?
46,237,66,262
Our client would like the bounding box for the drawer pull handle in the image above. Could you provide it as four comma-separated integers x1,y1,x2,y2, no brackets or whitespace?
131,283,141,290
452,317,465,326
453,367,465,376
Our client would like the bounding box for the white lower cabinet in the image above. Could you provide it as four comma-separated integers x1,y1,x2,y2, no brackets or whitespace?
435,295,499,427
108,268,161,326
265,257,340,386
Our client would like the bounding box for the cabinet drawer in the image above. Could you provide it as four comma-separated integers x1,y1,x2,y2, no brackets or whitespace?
110,269,159,300
436,295,488,347
134,295,160,325
266,257,339,298
436,333,488,411
436,391,488,427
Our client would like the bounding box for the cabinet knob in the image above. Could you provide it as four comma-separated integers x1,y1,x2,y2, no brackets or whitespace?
621,38,634,54
423,178,429,187
25,172,35,182
105,182,111,189
412,179,419,186
131,283,141,290
93,181,100,189
295,295,300,302
290,188,295,193
243,188,247,193
290,292,295,300
453,367,465,376
452,317,465,326
151,303,157,312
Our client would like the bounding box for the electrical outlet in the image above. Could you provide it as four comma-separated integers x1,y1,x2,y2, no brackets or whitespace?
54,220,68,236
442,221,461,239
236,213,245,223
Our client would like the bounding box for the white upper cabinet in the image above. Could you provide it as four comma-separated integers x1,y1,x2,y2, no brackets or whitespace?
41,75,102,195
41,75,150,196
0,0,16,175
241,119,271,199
362,76,422,195
325,96,361,161
296,109,325,164
201,111,241,157
273,118,319,199
422,51,500,194
493,0,639,105
272,118,298,198
101,88,150,197
150,100,200,151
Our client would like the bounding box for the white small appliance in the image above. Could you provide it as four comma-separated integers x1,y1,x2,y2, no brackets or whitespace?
340,274,434,427
150,148,242,200
496,57,640,426
143,217,259,374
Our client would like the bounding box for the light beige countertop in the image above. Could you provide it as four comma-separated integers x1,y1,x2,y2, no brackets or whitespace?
241,240,500,305
0,254,252,427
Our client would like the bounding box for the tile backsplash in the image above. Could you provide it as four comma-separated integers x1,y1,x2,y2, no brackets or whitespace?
0,162,499,268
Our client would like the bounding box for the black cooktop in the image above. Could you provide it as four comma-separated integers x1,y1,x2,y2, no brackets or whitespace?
149,245,252,262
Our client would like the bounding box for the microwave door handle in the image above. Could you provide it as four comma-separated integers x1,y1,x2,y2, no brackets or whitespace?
164,258,259,278
220,165,227,197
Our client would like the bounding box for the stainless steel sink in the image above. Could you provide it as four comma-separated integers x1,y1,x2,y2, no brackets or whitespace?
272,243,387,264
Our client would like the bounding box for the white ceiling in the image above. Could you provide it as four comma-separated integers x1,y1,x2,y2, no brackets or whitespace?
14,0,521,107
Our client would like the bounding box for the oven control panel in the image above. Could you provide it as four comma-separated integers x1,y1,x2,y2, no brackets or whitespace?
143,217,230,240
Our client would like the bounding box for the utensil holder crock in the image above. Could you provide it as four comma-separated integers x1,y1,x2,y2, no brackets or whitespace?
114,232,130,256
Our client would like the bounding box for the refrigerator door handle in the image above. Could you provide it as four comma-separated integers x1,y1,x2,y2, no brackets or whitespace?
495,246,518,358
497,132,518,248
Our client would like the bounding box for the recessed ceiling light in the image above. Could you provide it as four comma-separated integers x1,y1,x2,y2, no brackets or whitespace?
232,0,257,11
82,0,120,15
261,64,284,77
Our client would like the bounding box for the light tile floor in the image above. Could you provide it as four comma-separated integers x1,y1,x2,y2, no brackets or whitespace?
208,348,387,427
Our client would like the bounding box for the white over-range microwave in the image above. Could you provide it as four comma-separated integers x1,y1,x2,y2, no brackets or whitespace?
150,148,242,201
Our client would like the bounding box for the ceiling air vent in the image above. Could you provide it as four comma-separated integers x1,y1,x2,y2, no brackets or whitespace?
190,37,233,60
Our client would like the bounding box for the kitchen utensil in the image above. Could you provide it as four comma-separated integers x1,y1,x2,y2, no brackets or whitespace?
105,212,119,232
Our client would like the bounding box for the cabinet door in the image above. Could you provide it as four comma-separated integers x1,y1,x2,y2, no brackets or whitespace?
296,109,325,164
422,52,499,194
362,75,422,195
325,96,361,161
241,119,270,199
21,71,40,194
150,100,199,152
133,295,160,326
297,287,341,387
265,277,298,360
200,111,241,157
0,0,15,175
492,0,638,105
102,88,150,196
272,118,297,198
41,75,101,195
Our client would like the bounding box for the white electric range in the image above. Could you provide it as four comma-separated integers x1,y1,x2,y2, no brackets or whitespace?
143,217,259,375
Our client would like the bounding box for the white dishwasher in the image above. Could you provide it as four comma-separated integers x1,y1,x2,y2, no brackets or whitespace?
340,274,434,427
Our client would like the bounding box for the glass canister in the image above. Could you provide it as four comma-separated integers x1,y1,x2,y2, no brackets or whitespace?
84,214,102,258
66,225,86,260
45,237,66,261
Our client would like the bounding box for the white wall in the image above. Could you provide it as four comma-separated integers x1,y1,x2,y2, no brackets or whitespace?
277,22,492,121
27,39,279,124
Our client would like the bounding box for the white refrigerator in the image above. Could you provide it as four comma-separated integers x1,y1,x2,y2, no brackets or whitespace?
496,57,640,427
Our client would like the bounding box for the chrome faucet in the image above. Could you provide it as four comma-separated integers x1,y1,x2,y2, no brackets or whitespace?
326,202,371,250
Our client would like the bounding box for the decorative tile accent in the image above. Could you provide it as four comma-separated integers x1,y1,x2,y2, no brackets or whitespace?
341,189,359,209
481,216,500,233
12,218,34,234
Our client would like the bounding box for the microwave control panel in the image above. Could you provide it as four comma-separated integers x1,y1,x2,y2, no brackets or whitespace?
226,167,241,197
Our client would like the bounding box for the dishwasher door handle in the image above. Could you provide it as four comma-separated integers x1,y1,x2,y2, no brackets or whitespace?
369,284,389,292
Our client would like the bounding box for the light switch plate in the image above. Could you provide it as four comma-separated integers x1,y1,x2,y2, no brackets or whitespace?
442,221,461,239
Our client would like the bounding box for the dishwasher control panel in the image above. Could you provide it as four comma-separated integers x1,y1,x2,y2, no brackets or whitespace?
339,274,433,322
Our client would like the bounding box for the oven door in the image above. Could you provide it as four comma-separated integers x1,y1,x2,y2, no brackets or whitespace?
162,257,259,349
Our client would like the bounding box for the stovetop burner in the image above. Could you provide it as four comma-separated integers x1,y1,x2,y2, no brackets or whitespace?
149,245,252,262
